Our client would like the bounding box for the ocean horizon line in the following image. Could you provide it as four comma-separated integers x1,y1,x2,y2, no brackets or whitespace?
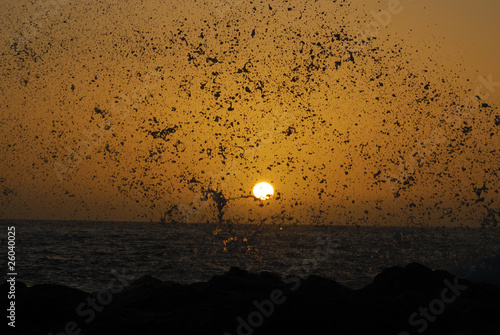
1,218,498,229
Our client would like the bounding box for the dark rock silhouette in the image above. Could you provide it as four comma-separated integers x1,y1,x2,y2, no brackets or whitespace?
3,263,499,334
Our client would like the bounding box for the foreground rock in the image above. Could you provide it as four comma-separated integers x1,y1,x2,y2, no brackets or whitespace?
3,263,499,334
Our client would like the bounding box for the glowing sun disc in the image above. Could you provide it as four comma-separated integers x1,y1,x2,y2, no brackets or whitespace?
253,182,274,200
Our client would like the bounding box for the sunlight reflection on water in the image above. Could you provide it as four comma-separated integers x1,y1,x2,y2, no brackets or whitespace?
8,220,500,292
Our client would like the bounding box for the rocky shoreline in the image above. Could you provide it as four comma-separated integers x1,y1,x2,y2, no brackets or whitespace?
3,263,500,334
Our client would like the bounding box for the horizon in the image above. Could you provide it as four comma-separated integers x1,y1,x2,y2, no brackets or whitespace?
2,218,499,229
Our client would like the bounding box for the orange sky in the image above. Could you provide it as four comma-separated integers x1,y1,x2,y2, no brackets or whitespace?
0,0,498,226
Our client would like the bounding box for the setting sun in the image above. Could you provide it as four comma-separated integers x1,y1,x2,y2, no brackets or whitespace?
252,182,274,200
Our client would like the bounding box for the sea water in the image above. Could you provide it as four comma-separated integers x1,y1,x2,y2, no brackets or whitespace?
3,220,499,292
